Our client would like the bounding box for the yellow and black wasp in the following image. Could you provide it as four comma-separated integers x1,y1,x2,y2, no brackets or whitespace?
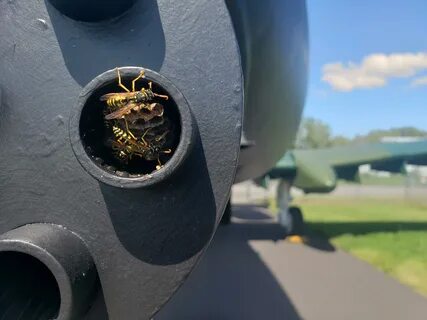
100,68,168,112
111,126,172,169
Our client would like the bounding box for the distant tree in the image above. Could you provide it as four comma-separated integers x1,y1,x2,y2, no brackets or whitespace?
330,135,351,146
354,127,427,144
294,118,427,150
295,117,332,149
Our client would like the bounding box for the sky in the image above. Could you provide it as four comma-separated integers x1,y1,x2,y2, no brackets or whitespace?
305,0,427,138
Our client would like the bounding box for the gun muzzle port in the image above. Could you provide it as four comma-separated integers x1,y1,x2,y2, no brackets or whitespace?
0,224,99,320
70,67,194,188
47,0,138,22
0,252,60,319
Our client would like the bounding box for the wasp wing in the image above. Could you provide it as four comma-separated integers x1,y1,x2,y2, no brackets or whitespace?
104,102,140,120
99,92,133,101
146,103,164,115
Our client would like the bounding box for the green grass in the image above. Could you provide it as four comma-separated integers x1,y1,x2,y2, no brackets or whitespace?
293,197,427,297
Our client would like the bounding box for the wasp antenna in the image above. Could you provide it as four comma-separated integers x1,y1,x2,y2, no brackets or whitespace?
154,93,169,100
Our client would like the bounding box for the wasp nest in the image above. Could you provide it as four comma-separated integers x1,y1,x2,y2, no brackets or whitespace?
80,69,180,177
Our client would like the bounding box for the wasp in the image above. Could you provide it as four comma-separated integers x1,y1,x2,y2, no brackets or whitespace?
100,69,169,109
101,68,169,139
111,126,172,169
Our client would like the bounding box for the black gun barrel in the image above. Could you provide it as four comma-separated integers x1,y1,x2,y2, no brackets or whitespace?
0,224,98,319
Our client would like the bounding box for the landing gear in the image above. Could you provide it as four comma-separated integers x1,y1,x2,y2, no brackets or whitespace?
278,205,305,235
287,206,304,235
220,199,232,225
277,179,305,235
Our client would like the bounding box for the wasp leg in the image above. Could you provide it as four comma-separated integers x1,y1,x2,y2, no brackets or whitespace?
156,157,163,170
116,68,130,92
162,149,172,154
155,131,169,142
132,70,146,92
124,119,137,140
153,92,169,100
149,82,169,100
140,128,151,146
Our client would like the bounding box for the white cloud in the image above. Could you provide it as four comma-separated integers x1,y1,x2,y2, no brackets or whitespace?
411,76,427,87
322,52,427,92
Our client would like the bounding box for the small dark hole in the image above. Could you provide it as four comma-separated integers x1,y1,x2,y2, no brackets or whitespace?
0,252,60,320
47,0,138,22
79,75,181,177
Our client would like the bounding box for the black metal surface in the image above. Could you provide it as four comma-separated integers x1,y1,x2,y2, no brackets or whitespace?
0,0,243,319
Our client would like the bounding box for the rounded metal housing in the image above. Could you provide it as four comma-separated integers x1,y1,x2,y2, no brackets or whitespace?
0,0,243,318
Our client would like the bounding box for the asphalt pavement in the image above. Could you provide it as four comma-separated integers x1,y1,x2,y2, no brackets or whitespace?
156,205,427,320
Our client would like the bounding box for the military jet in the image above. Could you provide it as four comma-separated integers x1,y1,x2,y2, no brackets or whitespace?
223,140,427,235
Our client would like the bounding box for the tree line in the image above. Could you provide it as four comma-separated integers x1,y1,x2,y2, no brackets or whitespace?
295,117,427,149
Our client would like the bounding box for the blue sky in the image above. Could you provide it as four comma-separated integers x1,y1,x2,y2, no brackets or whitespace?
305,0,427,137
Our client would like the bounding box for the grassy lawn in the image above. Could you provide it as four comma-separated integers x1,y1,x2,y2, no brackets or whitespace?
293,196,427,297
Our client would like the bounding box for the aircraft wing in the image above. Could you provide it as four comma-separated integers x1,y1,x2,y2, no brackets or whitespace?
265,140,427,193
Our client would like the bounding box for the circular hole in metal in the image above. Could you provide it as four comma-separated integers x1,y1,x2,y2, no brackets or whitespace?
0,252,61,320
79,72,181,178
47,0,138,22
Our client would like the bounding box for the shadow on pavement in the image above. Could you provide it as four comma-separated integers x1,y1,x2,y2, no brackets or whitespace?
233,206,337,253
156,205,301,320
233,204,272,220
303,233,336,252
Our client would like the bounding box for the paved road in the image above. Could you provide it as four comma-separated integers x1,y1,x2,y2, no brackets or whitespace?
156,205,427,320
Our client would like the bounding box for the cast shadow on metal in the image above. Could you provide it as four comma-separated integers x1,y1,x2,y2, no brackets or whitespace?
44,0,165,86
100,137,217,265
